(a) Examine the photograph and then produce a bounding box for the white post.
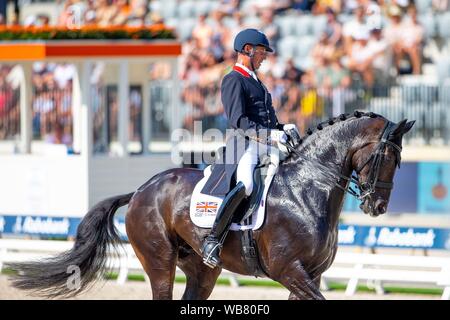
[80,61,93,158]
[142,68,150,155]
[118,60,129,157]
[72,62,82,154]
[319,278,329,291]
[443,287,450,300]
[171,58,180,133]
[80,60,92,211]
[345,263,363,296]
[19,62,32,154]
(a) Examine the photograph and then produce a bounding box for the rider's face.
[253,45,269,70]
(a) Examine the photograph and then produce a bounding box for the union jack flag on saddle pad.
[195,202,218,217]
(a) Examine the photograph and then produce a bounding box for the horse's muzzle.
[374,199,387,215]
[360,198,387,217]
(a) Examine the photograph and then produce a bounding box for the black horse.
[7,112,414,300]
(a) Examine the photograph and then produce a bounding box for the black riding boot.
[201,182,246,268]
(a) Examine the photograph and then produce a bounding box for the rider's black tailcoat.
[201,66,283,196]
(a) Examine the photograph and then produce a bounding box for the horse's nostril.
[375,200,387,214]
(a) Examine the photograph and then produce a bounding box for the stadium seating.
[416,0,433,14]
[437,12,450,38]
[294,15,313,37]
[277,35,298,60]
[418,13,437,38]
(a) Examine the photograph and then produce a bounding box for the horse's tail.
[6,192,134,299]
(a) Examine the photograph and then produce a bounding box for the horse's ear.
[402,120,415,135]
[390,119,407,138]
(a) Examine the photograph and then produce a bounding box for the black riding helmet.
[233,28,274,54]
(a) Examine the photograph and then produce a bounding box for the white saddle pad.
[189,165,276,231]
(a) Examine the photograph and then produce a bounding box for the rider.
[201,28,299,268]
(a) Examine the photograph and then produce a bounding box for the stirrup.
[202,240,222,268]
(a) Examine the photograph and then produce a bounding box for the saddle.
[190,149,274,277]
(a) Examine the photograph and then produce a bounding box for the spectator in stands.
[129,87,142,142]
[0,72,12,138]
[384,5,406,73]
[39,14,51,26]
[53,63,75,90]
[200,52,224,86]
[365,0,382,31]
[399,5,424,74]
[258,53,286,78]
[252,0,276,11]
[24,14,38,27]
[315,56,351,91]
[291,0,315,13]
[84,0,97,25]
[271,0,294,14]
[385,5,423,75]
[210,33,226,63]
[192,14,214,49]
[324,7,343,47]
[299,71,324,133]
[283,58,304,83]
[58,0,85,28]
[227,11,246,49]
[346,27,376,88]
[127,0,148,26]
[367,26,391,85]
[433,0,450,11]
[33,90,55,138]
[258,8,280,47]
[45,121,72,147]
[342,5,368,54]
[210,11,231,61]
[393,0,411,13]
[96,0,117,26]
[313,0,342,15]
[263,73,285,108]
[279,84,302,124]
[219,0,241,16]
[55,88,73,132]
[111,0,131,25]
[311,32,338,67]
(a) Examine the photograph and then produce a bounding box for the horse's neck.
[295,123,356,180]
[282,122,358,227]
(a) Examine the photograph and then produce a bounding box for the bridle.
[281,120,402,201]
[337,121,402,200]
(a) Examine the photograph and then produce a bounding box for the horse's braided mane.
[298,110,381,143]
[279,110,383,163]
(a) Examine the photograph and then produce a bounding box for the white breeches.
[236,141,280,196]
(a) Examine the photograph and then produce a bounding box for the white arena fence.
[0,239,449,300]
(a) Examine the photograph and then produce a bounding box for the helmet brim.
[264,45,274,53]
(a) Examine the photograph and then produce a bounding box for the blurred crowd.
[1,0,449,144]
[178,0,441,132]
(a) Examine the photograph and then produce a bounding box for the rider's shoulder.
[222,70,245,85]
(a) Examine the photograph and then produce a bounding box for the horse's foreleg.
[273,260,325,300]
[177,247,221,300]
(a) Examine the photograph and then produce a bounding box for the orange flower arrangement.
[0,25,176,40]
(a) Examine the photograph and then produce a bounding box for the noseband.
[337,121,402,200]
